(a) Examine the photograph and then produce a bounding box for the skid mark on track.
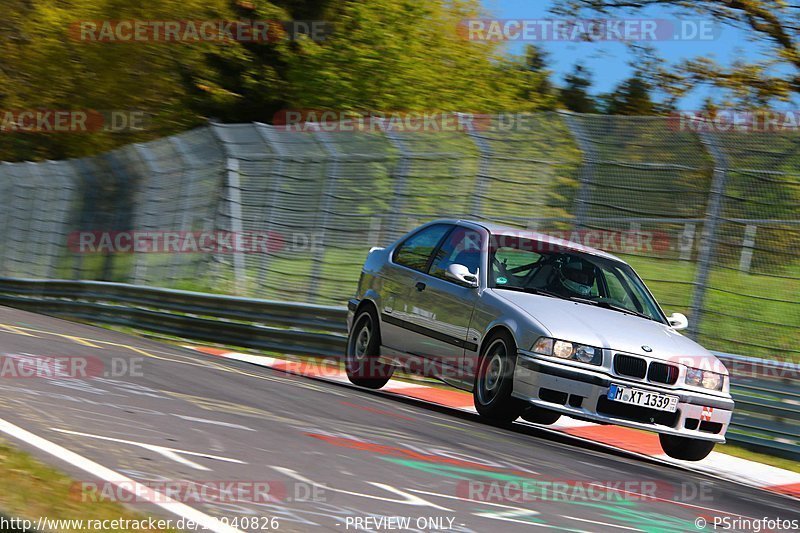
[51,428,246,470]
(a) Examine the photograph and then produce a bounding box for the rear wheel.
[659,433,715,461]
[345,307,393,389]
[473,331,526,423]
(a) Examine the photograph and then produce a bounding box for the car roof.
[429,218,626,263]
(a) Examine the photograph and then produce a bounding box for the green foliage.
[553,1,800,107]
[0,0,555,161]
[603,73,658,115]
[559,63,598,113]
[285,0,552,113]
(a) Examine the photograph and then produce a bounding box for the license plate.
[607,384,679,413]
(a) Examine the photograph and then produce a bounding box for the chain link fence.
[0,112,797,361]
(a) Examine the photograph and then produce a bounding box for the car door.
[403,226,485,375]
[378,223,453,351]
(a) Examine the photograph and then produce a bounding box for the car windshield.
[488,234,666,323]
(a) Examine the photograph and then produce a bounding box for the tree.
[559,63,598,113]
[552,1,800,106]
[0,0,288,160]
[603,72,657,115]
[515,45,558,110]
[285,0,551,113]
[0,0,559,161]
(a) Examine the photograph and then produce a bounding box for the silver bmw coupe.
[345,219,734,461]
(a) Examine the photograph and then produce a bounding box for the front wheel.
[473,331,526,423]
[521,406,561,425]
[345,307,393,389]
[659,433,715,461]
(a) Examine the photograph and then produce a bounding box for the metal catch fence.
[0,112,798,364]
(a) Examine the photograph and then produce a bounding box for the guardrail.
[0,278,796,459]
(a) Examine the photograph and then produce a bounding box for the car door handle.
[415,282,426,292]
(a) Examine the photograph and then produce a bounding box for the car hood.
[491,289,717,363]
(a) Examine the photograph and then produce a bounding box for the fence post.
[561,112,596,230]
[209,124,247,293]
[382,126,411,240]
[739,224,757,273]
[168,136,201,284]
[308,126,339,304]
[253,123,288,286]
[224,157,246,293]
[131,144,158,285]
[689,132,729,340]
[460,113,492,219]
[679,223,696,261]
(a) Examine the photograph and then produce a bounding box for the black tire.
[345,307,393,389]
[521,406,561,425]
[473,331,526,423]
[659,433,715,461]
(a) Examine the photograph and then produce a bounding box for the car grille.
[614,354,647,379]
[648,362,680,385]
[614,354,680,385]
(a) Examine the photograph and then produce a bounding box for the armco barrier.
[0,278,796,459]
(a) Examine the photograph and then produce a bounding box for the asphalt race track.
[0,305,797,533]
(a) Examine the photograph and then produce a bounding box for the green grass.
[623,255,800,361]
[42,243,800,362]
[0,438,179,532]
[715,443,800,474]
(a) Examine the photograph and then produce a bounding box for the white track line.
[187,346,800,500]
[0,418,242,533]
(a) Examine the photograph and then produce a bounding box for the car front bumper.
[513,350,734,443]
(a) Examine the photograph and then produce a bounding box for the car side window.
[492,247,541,286]
[393,224,451,272]
[429,227,484,280]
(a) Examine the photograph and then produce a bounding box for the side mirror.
[445,264,479,288]
[668,312,689,331]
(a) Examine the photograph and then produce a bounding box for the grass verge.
[0,438,177,532]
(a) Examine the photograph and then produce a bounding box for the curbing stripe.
[185,345,800,500]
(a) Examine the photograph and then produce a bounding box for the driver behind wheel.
[551,256,596,297]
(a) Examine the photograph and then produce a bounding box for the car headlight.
[685,367,724,391]
[532,337,602,366]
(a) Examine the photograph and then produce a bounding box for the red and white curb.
[186,345,800,500]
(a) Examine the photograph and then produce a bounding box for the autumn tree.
[552,0,800,106]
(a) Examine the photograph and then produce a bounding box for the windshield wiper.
[495,286,564,299]
[568,297,655,321]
